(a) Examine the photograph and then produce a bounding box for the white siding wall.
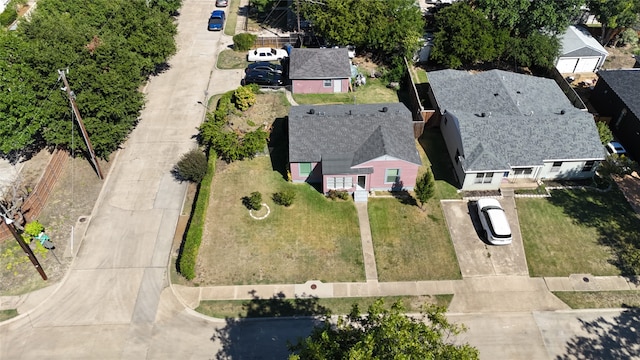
[462,172,503,190]
[539,160,597,180]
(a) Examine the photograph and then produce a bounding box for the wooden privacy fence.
[0,149,68,242]
[404,58,437,137]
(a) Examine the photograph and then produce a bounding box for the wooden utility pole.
[2,216,47,280]
[58,69,104,179]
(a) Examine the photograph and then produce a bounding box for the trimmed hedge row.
[178,150,216,280]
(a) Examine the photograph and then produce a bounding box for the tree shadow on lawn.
[211,291,327,359]
[556,307,640,359]
[547,188,640,280]
[268,116,288,180]
[418,128,459,189]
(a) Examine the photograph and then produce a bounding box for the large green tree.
[431,2,502,68]
[300,0,424,59]
[289,299,479,359]
[0,0,177,158]
[472,0,584,36]
[0,32,41,155]
[587,0,640,45]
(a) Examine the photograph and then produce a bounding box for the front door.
[333,79,342,93]
[357,175,366,190]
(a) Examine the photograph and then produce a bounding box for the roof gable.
[288,103,421,169]
[560,26,608,58]
[289,48,352,79]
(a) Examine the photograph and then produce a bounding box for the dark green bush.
[175,148,208,183]
[243,191,262,210]
[273,189,296,207]
[233,33,258,51]
[327,190,350,201]
[178,150,216,280]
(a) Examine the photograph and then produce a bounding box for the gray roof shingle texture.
[427,69,605,172]
[288,103,421,174]
[289,48,352,79]
[597,69,640,120]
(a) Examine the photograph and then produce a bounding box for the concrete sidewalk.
[168,274,640,314]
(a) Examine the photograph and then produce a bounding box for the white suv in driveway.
[476,198,512,245]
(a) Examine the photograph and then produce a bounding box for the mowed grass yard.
[368,139,461,281]
[518,187,640,277]
[194,156,364,285]
[368,198,460,281]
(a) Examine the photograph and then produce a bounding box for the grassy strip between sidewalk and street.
[0,309,18,322]
[517,187,640,277]
[553,291,640,309]
[223,0,239,37]
[195,295,453,318]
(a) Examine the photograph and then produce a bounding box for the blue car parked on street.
[208,10,225,31]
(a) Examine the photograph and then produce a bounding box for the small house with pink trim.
[288,103,422,202]
[289,48,351,94]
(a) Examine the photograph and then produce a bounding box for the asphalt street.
[0,1,638,359]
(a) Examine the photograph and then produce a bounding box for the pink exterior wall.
[291,79,349,94]
[290,162,321,183]
[353,159,420,191]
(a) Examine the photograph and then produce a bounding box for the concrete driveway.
[441,197,529,278]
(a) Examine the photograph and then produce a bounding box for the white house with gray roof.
[288,103,421,201]
[427,69,605,190]
[288,48,351,94]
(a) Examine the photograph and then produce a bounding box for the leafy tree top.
[289,299,479,359]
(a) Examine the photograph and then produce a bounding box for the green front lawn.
[292,78,399,105]
[0,309,18,322]
[195,156,364,285]
[518,188,640,277]
[368,198,461,281]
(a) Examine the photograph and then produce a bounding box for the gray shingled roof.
[427,69,605,172]
[560,26,608,58]
[288,103,421,174]
[289,48,352,80]
[597,69,640,121]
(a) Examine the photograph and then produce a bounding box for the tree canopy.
[473,0,583,36]
[431,1,562,70]
[0,0,178,158]
[586,0,640,45]
[288,299,479,359]
[300,0,424,77]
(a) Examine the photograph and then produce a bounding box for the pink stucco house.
[288,103,422,202]
[289,48,351,94]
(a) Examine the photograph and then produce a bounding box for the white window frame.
[474,172,494,184]
[323,79,332,87]
[299,163,312,177]
[550,161,562,173]
[385,169,400,184]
